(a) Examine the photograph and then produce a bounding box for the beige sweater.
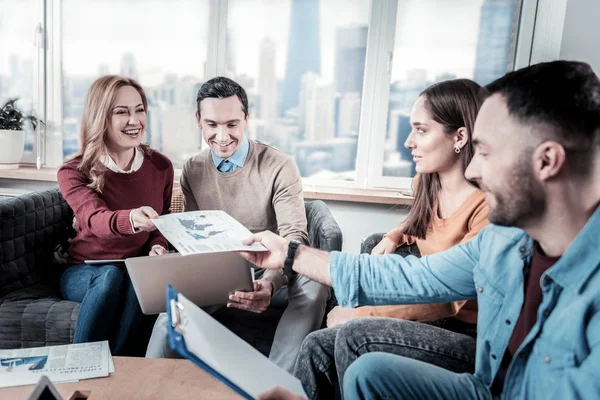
[180,140,308,292]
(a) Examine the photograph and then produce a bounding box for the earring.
[454,147,461,154]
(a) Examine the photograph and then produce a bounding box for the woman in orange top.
[294,79,489,400]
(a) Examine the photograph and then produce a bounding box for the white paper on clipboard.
[172,293,307,398]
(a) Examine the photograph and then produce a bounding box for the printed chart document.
[152,210,266,256]
[0,341,111,388]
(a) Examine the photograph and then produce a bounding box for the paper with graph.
[0,341,111,388]
[152,210,266,256]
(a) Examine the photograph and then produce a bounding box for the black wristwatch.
[284,239,301,278]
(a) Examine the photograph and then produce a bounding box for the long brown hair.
[71,75,150,193]
[401,79,486,239]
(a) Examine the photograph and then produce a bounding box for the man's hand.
[227,279,273,313]
[326,306,357,327]
[258,386,307,400]
[149,245,168,256]
[371,237,398,255]
[238,231,288,270]
[130,206,160,232]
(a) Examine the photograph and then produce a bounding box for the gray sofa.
[361,233,420,257]
[0,188,343,356]
[0,188,78,349]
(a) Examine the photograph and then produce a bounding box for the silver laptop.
[126,252,254,314]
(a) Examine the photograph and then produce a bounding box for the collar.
[100,147,144,173]
[545,204,600,293]
[211,136,250,169]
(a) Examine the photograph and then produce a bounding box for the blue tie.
[218,160,235,173]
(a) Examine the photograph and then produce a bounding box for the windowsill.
[303,186,413,205]
[0,166,414,206]
[0,165,58,182]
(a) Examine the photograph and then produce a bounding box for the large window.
[225,0,370,180]
[1,0,553,193]
[0,0,43,164]
[62,0,210,168]
[380,0,519,180]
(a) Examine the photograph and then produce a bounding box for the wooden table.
[0,357,242,399]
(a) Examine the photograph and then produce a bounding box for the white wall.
[323,200,409,252]
[560,0,600,72]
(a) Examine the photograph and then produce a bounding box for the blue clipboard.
[166,284,253,399]
[165,285,307,400]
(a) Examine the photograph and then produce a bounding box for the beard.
[487,152,547,228]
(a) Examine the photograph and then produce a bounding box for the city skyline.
[1,0,518,180]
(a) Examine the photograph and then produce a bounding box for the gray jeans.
[294,317,477,400]
[145,272,329,372]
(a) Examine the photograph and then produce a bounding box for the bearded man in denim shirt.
[242,60,600,400]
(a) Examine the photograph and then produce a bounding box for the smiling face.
[105,85,146,152]
[465,94,547,227]
[404,95,461,174]
[197,95,248,158]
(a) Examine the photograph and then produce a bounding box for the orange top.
[354,188,489,324]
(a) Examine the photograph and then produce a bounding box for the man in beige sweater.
[146,77,329,372]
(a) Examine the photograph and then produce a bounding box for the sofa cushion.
[0,284,79,349]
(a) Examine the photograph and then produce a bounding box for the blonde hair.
[72,75,151,193]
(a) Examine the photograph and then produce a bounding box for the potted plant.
[0,98,43,169]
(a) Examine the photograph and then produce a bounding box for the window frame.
[29,0,566,195]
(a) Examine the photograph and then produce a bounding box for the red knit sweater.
[57,150,174,264]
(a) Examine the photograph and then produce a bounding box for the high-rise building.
[337,92,361,137]
[473,0,517,85]
[334,25,368,94]
[120,53,138,80]
[62,117,80,158]
[280,0,321,116]
[161,105,201,166]
[146,101,163,150]
[98,64,110,76]
[385,109,416,177]
[258,38,277,124]
[299,72,334,142]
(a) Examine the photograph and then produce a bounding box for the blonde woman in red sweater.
[57,75,173,355]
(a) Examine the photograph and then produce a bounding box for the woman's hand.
[130,206,160,232]
[149,245,168,256]
[371,237,398,255]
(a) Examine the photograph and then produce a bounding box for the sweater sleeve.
[148,161,174,250]
[57,161,134,239]
[271,157,309,245]
[384,227,417,248]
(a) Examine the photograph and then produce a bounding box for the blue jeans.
[60,263,143,355]
[295,317,477,399]
[343,352,493,400]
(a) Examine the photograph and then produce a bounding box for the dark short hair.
[196,76,249,117]
[486,61,600,157]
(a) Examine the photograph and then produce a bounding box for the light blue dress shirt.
[330,205,600,399]
[211,136,250,172]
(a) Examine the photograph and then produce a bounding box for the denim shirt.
[330,205,600,399]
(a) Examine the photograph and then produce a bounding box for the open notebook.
[166,285,307,399]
